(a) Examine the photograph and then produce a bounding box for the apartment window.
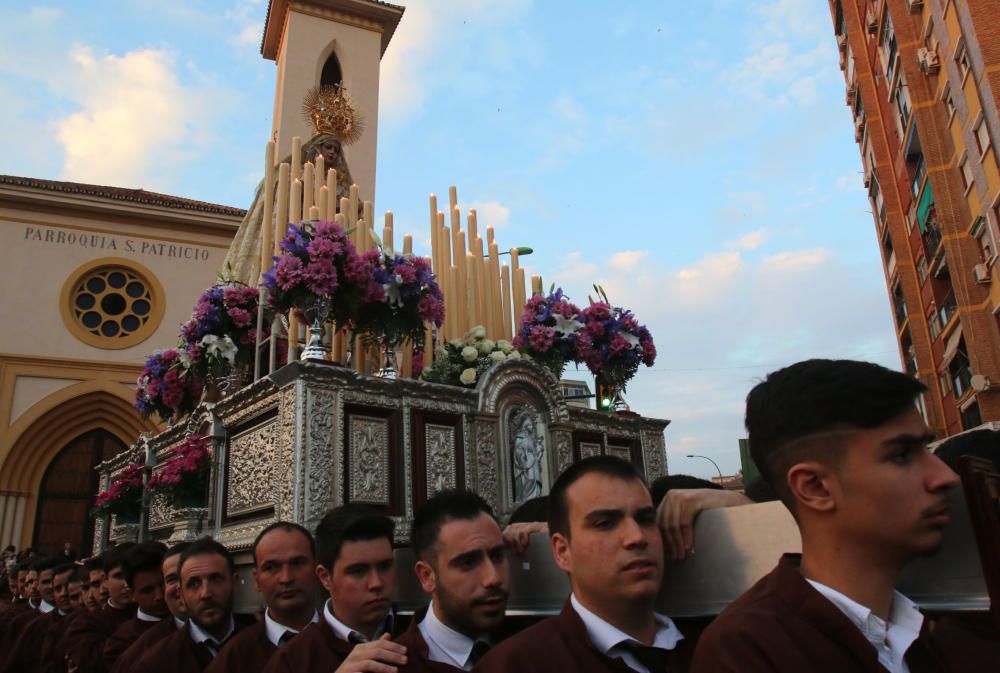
[895,77,911,134]
[961,400,983,430]
[917,255,929,282]
[950,341,972,398]
[943,88,956,121]
[870,177,886,226]
[911,154,926,199]
[881,12,898,80]
[916,393,928,425]
[974,117,991,157]
[928,309,942,340]
[971,216,996,263]
[959,154,974,192]
[956,39,970,80]
[939,372,952,398]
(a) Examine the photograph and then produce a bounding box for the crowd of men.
[1,358,999,673]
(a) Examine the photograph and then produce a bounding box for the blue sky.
[0,0,900,479]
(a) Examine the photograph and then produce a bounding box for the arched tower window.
[321,51,342,88]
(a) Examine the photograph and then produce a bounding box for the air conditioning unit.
[846,86,857,106]
[917,47,940,75]
[908,0,925,14]
[973,263,991,283]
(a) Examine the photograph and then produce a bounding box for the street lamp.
[686,454,723,479]
[494,246,534,257]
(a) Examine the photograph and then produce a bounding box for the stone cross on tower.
[261,0,404,204]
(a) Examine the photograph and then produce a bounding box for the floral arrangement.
[93,462,145,518]
[353,250,445,344]
[513,288,581,379]
[146,435,212,506]
[261,220,369,328]
[422,325,521,387]
[134,349,203,423]
[576,296,656,388]
[179,283,259,380]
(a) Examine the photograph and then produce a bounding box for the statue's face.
[319,139,342,167]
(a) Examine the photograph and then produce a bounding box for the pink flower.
[275,256,306,290]
[394,264,417,284]
[528,325,555,351]
[608,333,629,355]
[227,307,252,328]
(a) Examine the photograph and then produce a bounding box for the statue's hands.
[502,522,547,556]
[658,489,752,561]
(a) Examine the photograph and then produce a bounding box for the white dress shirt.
[417,601,489,671]
[137,608,162,623]
[264,608,319,647]
[38,599,55,614]
[323,599,392,643]
[806,579,924,673]
[570,593,684,673]
[189,615,236,657]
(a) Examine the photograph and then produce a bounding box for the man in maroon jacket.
[79,558,106,613]
[129,538,252,673]
[63,544,137,673]
[476,456,695,673]
[111,542,190,673]
[262,504,406,673]
[691,359,995,673]
[205,522,320,673]
[397,489,509,672]
[103,542,168,669]
[3,561,80,673]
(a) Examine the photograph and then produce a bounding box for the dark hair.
[746,359,926,509]
[252,522,316,566]
[744,475,779,503]
[164,541,191,563]
[32,556,63,574]
[102,543,136,574]
[122,542,167,587]
[178,537,235,576]
[51,562,76,579]
[934,429,1000,472]
[548,455,645,539]
[508,496,549,524]
[649,474,722,507]
[412,490,496,562]
[315,504,394,570]
[73,566,90,584]
[81,556,104,575]
[17,555,43,573]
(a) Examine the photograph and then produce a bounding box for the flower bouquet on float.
[146,434,212,509]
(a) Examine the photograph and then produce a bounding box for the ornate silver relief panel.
[607,444,632,463]
[509,407,546,505]
[425,423,457,497]
[226,420,277,518]
[579,442,602,459]
[641,430,668,480]
[349,415,390,505]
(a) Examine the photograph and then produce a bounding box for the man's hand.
[335,634,407,673]
[658,489,752,561]
[502,522,548,556]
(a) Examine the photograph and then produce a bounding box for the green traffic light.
[600,396,612,409]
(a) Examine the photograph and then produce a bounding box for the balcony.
[895,299,908,329]
[923,216,942,261]
[938,289,958,329]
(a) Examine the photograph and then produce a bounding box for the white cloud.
[461,200,511,231]
[551,251,598,286]
[729,229,767,250]
[54,47,220,191]
[761,248,829,272]
[609,251,648,271]
[551,93,585,123]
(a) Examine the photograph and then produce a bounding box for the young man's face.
[416,513,509,638]
[162,553,187,620]
[317,537,395,637]
[15,570,26,598]
[253,528,317,622]
[553,474,663,612]
[67,581,83,612]
[25,570,39,602]
[132,569,167,618]
[83,569,105,610]
[825,407,959,562]
[38,569,55,604]
[180,553,236,637]
[53,570,73,612]
[105,565,132,605]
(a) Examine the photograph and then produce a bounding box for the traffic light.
[595,377,614,411]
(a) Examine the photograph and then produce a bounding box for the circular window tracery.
[61,259,164,349]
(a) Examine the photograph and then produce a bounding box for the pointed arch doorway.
[33,429,127,556]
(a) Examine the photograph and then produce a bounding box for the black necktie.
[468,640,492,665]
[620,642,670,673]
[347,631,367,645]
[278,631,296,646]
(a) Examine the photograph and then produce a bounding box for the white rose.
[449,339,463,349]
[435,347,449,360]
[478,339,496,354]
[489,350,506,363]
[507,350,522,360]
[497,340,514,353]
[468,325,487,340]
[459,368,477,385]
[461,346,479,362]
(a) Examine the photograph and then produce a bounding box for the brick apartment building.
[829,0,1000,436]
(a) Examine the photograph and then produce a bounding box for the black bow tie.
[469,640,492,665]
[619,642,670,673]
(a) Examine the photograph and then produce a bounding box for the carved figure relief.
[510,407,544,505]
[641,430,668,480]
[350,415,389,504]
[580,441,602,460]
[226,421,276,518]
[426,424,457,496]
[608,444,632,463]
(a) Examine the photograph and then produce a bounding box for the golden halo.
[302,84,364,145]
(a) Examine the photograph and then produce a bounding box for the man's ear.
[251,567,260,594]
[551,532,572,574]
[414,559,437,595]
[315,563,333,594]
[787,461,837,515]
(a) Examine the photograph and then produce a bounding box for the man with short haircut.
[132,538,251,673]
[3,562,79,673]
[206,523,320,673]
[398,489,509,672]
[0,556,62,659]
[690,359,987,673]
[80,558,106,612]
[111,543,190,673]
[477,456,696,673]
[103,543,168,668]
[63,544,137,673]
[263,504,406,673]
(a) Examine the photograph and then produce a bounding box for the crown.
[302,84,365,145]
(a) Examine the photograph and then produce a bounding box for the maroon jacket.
[2,609,63,673]
[63,602,137,673]
[202,621,276,673]
[691,554,1000,673]
[129,616,254,673]
[394,607,466,673]
[474,600,697,673]
[260,618,354,673]
[102,616,163,670]
[110,618,180,673]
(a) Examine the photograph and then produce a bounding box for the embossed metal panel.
[579,442,602,459]
[349,415,390,504]
[607,444,631,462]
[226,420,277,519]
[425,423,456,497]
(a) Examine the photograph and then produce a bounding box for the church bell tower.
[261,0,404,203]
